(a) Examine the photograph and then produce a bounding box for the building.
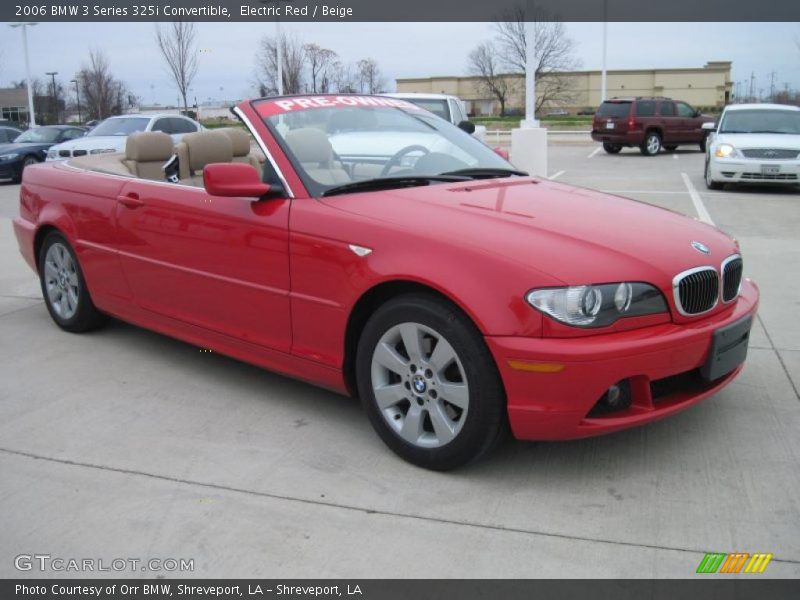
[0,88,30,125]
[396,62,733,116]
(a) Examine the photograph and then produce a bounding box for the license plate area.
[761,164,780,175]
[700,315,752,381]
[605,121,615,129]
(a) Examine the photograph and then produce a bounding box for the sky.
[0,21,798,106]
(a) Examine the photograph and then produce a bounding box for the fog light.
[588,380,632,416]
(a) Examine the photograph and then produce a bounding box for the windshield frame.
[88,117,151,137]
[253,97,513,198]
[718,108,800,135]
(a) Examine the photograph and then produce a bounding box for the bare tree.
[76,49,128,120]
[467,43,512,116]
[304,44,338,94]
[155,21,199,114]
[331,61,357,93]
[255,34,306,95]
[356,58,385,94]
[13,78,50,123]
[493,5,580,111]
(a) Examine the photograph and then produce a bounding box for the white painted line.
[681,172,715,226]
[587,147,601,159]
[548,170,566,180]
[672,154,679,160]
[601,190,688,195]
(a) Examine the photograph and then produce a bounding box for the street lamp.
[9,22,38,127]
[71,79,81,123]
[46,71,58,124]
[259,0,294,96]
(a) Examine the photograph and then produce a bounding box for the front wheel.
[704,157,723,190]
[602,142,622,154]
[356,293,507,470]
[640,131,662,156]
[39,231,108,332]
[13,155,39,183]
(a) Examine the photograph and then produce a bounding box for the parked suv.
[591,97,715,156]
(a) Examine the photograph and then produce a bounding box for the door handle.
[117,193,144,209]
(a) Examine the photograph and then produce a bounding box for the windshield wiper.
[440,167,528,179]
[322,175,470,197]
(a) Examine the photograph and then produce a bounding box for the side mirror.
[458,120,476,135]
[701,122,717,132]
[493,147,510,160]
[204,163,273,198]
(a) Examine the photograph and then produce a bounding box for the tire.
[663,145,678,152]
[640,131,662,156]
[356,293,507,470]
[704,156,723,190]
[602,143,622,154]
[38,231,108,333]
[699,134,708,153]
[12,155,38,183]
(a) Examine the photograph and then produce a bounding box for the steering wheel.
[380,145,430,177]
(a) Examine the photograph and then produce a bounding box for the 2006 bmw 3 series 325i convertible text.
[13,95,759,470]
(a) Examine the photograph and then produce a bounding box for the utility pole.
[749,72,755,103]
[9,23,39,127]
[46,71,58,124]
[71,79,81,123]
[768,71,776,102]
[600,0,608,103]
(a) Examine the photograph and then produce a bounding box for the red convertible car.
[13,95,759,470]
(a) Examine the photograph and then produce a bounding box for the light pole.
[523,20,537,127]
[71,79,81,123]
[260,0,293,95]
[9,23,38,127]
[600,0,608,103]
[46,71,58,124]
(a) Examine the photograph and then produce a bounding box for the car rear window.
[597,102,631,118]
[635,101,656,117]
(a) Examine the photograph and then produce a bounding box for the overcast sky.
[0,21,798,105]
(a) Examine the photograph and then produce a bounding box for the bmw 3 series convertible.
[13,95,759,470]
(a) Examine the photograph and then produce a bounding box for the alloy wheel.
[44,242,80,320]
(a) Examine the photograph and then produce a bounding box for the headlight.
[526,283,668,328]
[714,144,737,158]
[89,148,115,154]
[0,152,19,161]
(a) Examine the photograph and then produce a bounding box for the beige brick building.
[396,61,732,116]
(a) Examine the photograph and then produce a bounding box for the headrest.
[219,128,252,157]
[285,128,332,165]
[182,131,233,172]
[125,132,174,162]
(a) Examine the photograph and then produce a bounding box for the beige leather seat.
[124,132,174,181]
[284,128,350,186]
[218,128,262,171]
[175,131,234,186]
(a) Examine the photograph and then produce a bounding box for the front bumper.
[13,217,37,272]
[709,157,800,184]
[488,280,759,441]
[0,160,22,180]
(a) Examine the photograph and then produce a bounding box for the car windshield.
[14,127,62,143]
[719,109,800,134]
[255,96,512,196]
[89,117,150,137]
[597,102,631,118]
[402,99,450,121]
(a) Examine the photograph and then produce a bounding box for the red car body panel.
[12,96,760,441]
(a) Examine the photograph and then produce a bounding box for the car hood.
[0,142,51,154]
[51,136,127,153]
[715,133,800,149]
[322,177,738,287]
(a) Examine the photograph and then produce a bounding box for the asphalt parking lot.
[1,142,799,579]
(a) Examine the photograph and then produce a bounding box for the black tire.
[38,231,108,333]
[639,131,662,156]
[602,143,622,154]
[356,293,507,470]
[663,145,678,152]
[704,156,723,190]
[12,155,38,183]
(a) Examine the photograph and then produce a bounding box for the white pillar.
[522,20,538,128]
[511,17,547,177]
[600,21,608,102]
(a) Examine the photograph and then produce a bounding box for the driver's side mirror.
[204,163,273,198]
[701,122,717,132]
[694,109,702,118]
[458,120,476,135]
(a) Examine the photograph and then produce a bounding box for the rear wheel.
[356,293,506,470]
[38,231,108,332]
[704,156,723,190]
[602,142,622,154]
[640,131,662,156]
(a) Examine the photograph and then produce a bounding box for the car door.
[114,177,292,353]
[657,101,679,144]
[676,101,701,142]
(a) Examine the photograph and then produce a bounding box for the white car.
[383,93,486,142]
[46,114,202,161]
[704,103,800,189]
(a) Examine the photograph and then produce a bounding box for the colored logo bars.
[696,552,773,574]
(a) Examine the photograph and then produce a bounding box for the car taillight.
[628,117,637,129]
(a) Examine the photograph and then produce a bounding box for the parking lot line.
[548,170,565,180]
[587,147,601,159]
[681,172,715,226]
